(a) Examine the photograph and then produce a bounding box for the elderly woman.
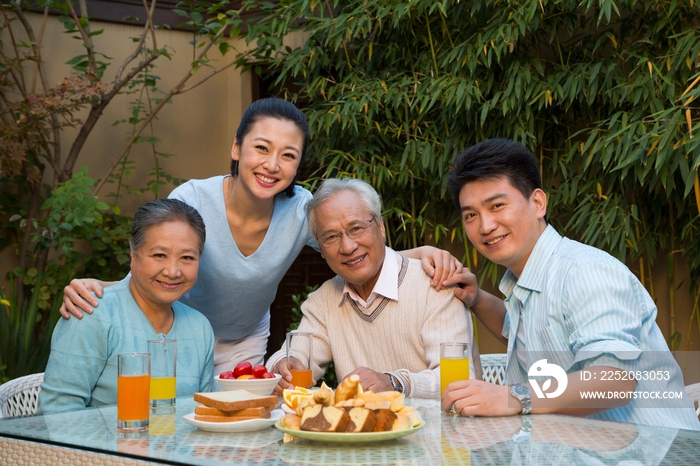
[39,199,214,413]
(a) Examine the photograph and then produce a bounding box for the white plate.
[275,421,425,443]
[183,409,283,433]
[280,404,295,414]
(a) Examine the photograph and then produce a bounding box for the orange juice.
[150,376,176,400]
[290,369,313,388]
[118,374,150,421]
[440,357,470,394]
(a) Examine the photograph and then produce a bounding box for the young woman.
[40,199,214,412]
[60,98,461,374]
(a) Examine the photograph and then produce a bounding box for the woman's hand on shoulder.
[59,278,108,319]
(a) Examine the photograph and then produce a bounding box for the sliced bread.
[193,389,277,412]
[194,404,273,418]
[194,414,268,423]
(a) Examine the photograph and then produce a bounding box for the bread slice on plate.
[194,389,277,412]
[194,404,273,418]
[194,414,268,423]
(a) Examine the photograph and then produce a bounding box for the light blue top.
[39,279,214,413]
[169,176,318,341]
[500,225,700,431]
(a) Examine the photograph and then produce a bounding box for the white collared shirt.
[339,246,399,308]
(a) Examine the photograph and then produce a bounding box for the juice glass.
[149,339,176,410]
[117,353,150,432]
[440,342,470,396]
[286,331,313,388]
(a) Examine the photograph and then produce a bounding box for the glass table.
[1,397,698,465]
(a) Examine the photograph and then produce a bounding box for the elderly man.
[266,178,481,398]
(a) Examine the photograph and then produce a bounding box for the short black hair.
[131,198,206,255]
[447,138,542,208]
[230,97,310,197]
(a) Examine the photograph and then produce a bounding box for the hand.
[59,278,105,319]
[442,268,480,307]
[441,379,520,417]
[272,357,316,394]
[417,246,463,291]
[344,366,394,392]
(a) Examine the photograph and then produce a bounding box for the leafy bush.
[0,275,61,383]
[235,0,700,345]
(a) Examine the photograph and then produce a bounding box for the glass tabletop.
[1,397,698,465]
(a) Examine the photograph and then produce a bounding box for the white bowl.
[214,373,282,396]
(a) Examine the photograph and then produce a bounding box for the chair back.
[480,353,507,385]
[0,373,44,418]
[685,382,700,417]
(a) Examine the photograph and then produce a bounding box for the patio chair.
[686,382,700,417]
[0,372,44,418]
[480,353,507,385]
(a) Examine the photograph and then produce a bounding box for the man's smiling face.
[459,176,547,278]
[315,190,386,299]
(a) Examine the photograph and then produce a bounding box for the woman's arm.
[60,278,116,319]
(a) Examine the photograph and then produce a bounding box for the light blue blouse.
[39,279,214,413]
[500,225,700,430]
[169,176,318,341]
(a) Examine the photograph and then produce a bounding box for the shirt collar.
[499,224,563,298]
[339,246,399,308]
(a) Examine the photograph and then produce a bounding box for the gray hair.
[307,178,382,238]
[131,199,206,255]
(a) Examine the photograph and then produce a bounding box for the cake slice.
[344,406,377,433]
[372,408,398,432]
[300,405,350,432]
[193,389,277,412]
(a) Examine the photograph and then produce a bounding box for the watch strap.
[386,372,404,393]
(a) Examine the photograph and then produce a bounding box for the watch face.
[512,384,529,397]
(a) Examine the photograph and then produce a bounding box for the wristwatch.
[511,416,533,443]
[510,384,532,414]
[386,373,403,393]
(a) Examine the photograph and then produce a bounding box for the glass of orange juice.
[286,331,313,388]
[149,339,176,411]
[118,353,151,431]
[440,342,470,400]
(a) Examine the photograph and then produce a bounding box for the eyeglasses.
[317,218,376,247]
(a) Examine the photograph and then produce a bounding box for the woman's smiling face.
[129,220,201,313]
[231,117,304,200]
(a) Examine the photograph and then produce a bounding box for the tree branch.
[114,0,158,86]
[65,0,97,75]
[92,26,230,194]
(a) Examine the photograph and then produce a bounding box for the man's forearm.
[470,289,508,346]
[529,368,636,416]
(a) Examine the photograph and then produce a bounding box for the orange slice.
[283,387,313,410]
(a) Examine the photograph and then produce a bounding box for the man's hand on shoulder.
[442,379,521,417]
[442,268,481,307]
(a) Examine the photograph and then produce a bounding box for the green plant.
[0,274,61,383]
[1,1,253,380]
[236,0,700,348]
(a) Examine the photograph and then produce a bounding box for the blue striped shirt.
[500,225,700,430]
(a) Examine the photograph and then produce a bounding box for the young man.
[442,138,699,430]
